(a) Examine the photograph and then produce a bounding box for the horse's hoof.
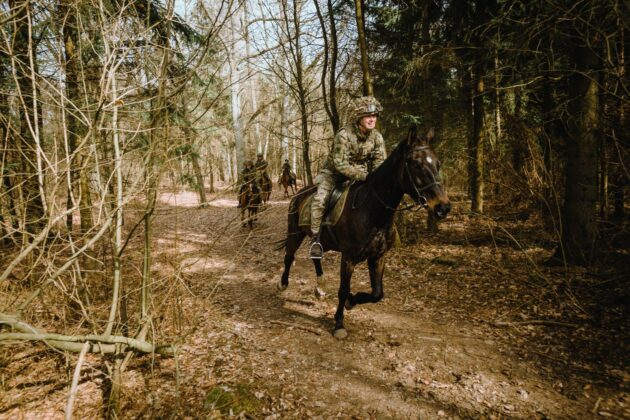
[314,287,326,300]
[277,280,287,291]
[344,299,355,310]
[333,328,348,340]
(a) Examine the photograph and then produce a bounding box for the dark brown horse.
[277,126,451,339]
[238,183,262,228]
[279,166,297,197]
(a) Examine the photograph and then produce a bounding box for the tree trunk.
[0,47,17,243]
[180,98,206,204]
[612,22,626,219]
[540,75,560,230]
[294,3,313,185]
[191,150,207,204]
[469,62,485,214]
[598,134,608,219]
[281,81,291,161]
[229,8,246,172]
[61,0,93,234]
[314,0,340,133]
[554,43,600,264]
[354,0,372,96]
[420,1,438,233]
[10,0,46,234]
[209,158,215,193]
[282,0,313,185]
[242,1,261,151]
[494,52,502,150]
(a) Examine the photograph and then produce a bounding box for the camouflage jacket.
[240,167,256,185]
[254,159,268,173]
[322,124,386,181]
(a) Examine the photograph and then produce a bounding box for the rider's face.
[358,114,378,133]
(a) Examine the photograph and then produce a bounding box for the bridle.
[355,145,441,211]
[404,161,440,208]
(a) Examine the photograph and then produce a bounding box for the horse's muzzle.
[434,202,451,220]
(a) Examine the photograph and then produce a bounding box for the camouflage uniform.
[310,96,387,239]
[238,161,257,208]
[254,154,271,187]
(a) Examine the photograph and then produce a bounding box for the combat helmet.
[351,96,383,122]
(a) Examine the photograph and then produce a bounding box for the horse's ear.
[406,124,419,146]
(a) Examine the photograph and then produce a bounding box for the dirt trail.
[2,188,627,419]
[144,188,628,419]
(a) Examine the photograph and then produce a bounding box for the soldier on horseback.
[282,159,291,174]
[282,159,297,181]
[309,96,387,259]
[237,160,257,208]
[254,153,271,190]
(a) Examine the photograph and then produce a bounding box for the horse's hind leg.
[248,209,255,229]
[278,229,306,291]
[312,259,326,299]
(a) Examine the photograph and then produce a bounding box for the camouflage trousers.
[310,171,335,236]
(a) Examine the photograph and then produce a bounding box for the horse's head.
[401,126,451,219]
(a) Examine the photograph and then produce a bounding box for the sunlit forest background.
[0,0,627,418]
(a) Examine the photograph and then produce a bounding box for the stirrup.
[309,240,323,260]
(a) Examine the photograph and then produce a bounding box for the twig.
[592,397,603,414]
[416,335,443,342]
[270,320,323,336]
[16,216,114,312]
[492,320,578,328]
[65,341,90,420]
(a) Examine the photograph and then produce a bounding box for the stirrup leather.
[309,240,323,259]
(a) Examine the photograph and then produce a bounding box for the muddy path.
[2,187,628,419]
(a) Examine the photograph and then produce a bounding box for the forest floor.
[1,185,629,419]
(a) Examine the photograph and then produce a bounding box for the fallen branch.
[0,313,173,355]
[270,320,324,336]
[0,332,173,354]
[492,319,578,329]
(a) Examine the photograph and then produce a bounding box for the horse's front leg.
[348,255,385,306]
[334,254,355,339]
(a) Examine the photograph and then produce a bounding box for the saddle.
[298,181,351,228]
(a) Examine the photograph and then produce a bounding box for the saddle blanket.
[298,186,351,228]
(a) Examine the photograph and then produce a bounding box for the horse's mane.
[365,138,406,185]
